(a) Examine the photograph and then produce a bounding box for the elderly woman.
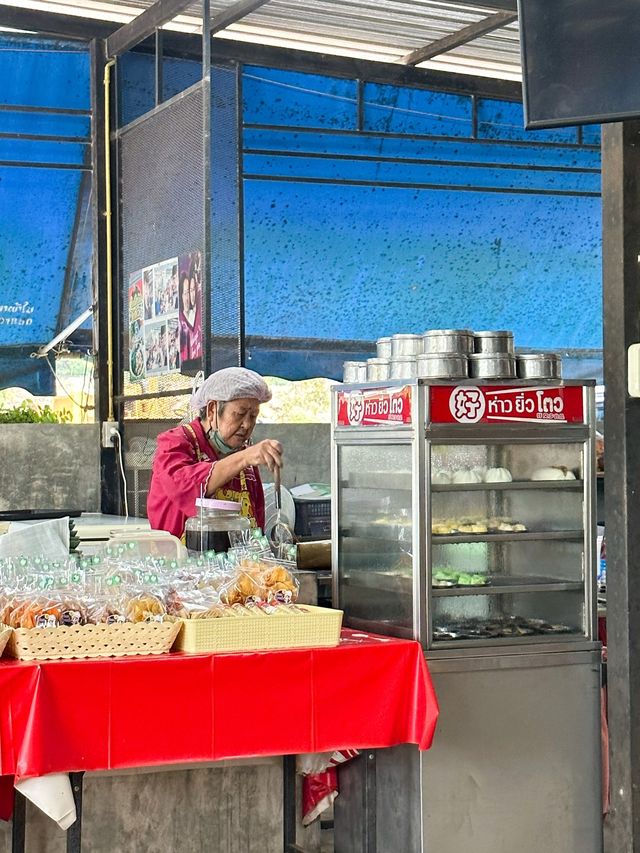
[147,367,282,538]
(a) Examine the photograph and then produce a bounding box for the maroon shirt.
[147,418,265,538]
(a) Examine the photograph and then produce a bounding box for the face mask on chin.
[208,428,237,456]
[206,403,245,456]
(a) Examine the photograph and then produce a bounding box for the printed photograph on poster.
[143,267,155,321]
[130,327,145,381]
[144,320,168,376]
[128,271,143,323]
[167,317,180,372]
[178,250,203,368]
[154,257,179,318]
[128,271,145,380]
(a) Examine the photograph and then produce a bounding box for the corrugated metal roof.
[0,0,522,80]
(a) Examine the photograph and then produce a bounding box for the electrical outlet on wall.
[101,421,119,448]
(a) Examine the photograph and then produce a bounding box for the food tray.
[173,605,343,654]
[0,626,11,657]
[5,621,181,661]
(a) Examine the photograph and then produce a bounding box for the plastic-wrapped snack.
[220,570,267,606]
[59,599,88,626]
[125,593,166,623]
[85,596,127,624]
[14,597,63,629]
[0,593,17,626]
[261,563,299,604]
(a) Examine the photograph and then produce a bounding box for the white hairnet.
[190,367,272,411]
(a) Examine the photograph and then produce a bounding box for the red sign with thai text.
[429,385,585,425]
[337,386,412,426]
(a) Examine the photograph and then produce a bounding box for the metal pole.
[602,119,640,852]
[90,38,121,514]
[66,772,84,853]
[11,790,26,853]
[202,0,212,375]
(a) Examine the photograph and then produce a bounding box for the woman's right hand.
[242,439,283,473]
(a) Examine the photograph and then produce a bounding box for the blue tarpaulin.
[0,35,92,394]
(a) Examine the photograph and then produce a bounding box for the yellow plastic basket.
[173,605,343,654]
[5,621,181,661]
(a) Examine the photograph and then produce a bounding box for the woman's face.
[181,276,190,312]
[209,397,260,448]
[189,276,197,308]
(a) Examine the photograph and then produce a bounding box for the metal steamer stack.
[343,330,562,382]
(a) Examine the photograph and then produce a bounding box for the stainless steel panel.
[418,659,602,853]
[335,657,603,853]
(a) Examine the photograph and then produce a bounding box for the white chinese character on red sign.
[347,392,365,425]
[449,386,486,424]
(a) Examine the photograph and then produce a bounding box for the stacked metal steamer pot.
[342,330,562,381]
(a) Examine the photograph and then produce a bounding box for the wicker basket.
[173,605,343,654]
[0,626,12,657]
[5,621,182,662]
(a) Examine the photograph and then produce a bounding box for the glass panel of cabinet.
[332,381,596,649]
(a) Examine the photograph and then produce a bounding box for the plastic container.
[294,498,331,538]
[104,530,186,561]
[185,499,250,554]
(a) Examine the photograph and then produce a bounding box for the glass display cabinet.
[332,379,597,649]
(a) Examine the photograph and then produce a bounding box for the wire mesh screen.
[120,82,205,406]
[210,63,242,370]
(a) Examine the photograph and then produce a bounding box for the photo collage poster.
[128,250,203,381]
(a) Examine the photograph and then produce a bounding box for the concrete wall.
[0,762,321,852]
[0,424,100,513]
[123,421,331,518]
[253,423,330,488]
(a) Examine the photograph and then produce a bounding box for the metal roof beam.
[0,6,116,39]
[399,10,518,66]
[451,0,516,8]
[106,0,196,58]
[209,0,271,36]
[105,0,271,58]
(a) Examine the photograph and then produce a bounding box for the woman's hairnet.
[190,367,272,411]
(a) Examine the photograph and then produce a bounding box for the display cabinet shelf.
[431,480,583,492]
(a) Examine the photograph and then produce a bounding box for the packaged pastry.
[125,593,166,623]
[261,563,299,604]
[59,599,88,626]
[220,570,267,606]
[10,597,63,629]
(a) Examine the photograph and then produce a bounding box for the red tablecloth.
[0,630,438,781]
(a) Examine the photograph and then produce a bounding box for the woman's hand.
[242,439,283,473]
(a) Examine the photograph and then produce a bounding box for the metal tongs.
[270,465,294,551]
